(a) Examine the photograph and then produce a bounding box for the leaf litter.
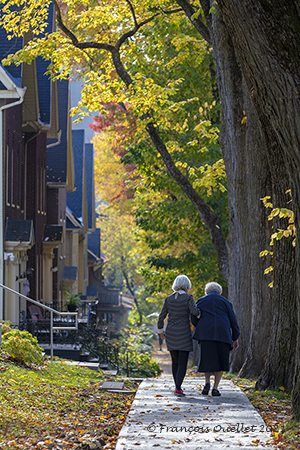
[0,353,139,450]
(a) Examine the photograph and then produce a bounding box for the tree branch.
[175,0,211,44]
[53,0,115,52]
[146,121,228,279]
[52,0,78,46]
[125,0,138,28]
[161,7,183,15]
[53,0,182,55]
[117,3,183,49]
[116,12,161,49]
[121,260,142,325]
[51,0,228,279]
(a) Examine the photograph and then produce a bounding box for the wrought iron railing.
[0,284,78,361]
[0,284,146,376]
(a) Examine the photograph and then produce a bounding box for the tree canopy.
[90,10,228,299]
[0,0,229,279]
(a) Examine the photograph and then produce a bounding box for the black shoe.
[212,388,221,396]
[201,383,210,395]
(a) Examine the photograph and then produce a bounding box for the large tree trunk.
[207,6,273,377]
[216,0,300,419]
[178,0,274,376]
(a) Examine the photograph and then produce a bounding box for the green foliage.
[117,325,155,353]
[114,15,228,293]
[109,326,161,377]
[118,351,161,377]
[65,291,82,306]
[1,330,43,366]
[0,320,12,334]
[0,0,229,308]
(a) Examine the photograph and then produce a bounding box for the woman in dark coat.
[157,275,201,396]
[191,282,240,397]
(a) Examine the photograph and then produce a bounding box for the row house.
[64,130,134,329]
[0,5,134,331]
[0,3,70,324]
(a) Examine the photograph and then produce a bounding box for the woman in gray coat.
[157,275,201,396]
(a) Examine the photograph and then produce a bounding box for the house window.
[37,163,39,213]
[20,163,25,211]
[11,150,14,207]
[6,145,9,206]
[17,142,21,209]
[42,166,46,214]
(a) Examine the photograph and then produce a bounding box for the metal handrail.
[0,283,78,361]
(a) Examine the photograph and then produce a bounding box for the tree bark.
[216,0,300,419]
[177,0,274,376]
[206,6,273,376]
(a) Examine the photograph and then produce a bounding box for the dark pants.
[169,350,189,390]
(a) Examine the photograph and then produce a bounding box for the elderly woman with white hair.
[191,282,240,397]
[157,275,201,396]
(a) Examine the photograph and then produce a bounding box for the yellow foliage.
[193,159,226,197]
[260,191,296,287]
[93,131,135,212]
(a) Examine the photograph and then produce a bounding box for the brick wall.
[4,103,25,221]
[26,132,48,300]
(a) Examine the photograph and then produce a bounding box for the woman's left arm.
[157,299,169,334]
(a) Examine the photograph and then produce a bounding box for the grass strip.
[0,354,137,449]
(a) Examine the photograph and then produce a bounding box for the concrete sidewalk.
[115,376,275,449]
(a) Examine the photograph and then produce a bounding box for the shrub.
[1,329,43,366]
[0,320,12,335]
[99,326,160,377]
[119,351,162,377]
[117,326,155,353]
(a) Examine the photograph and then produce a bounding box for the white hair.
[172,275,191,292]
[205,282,222,295]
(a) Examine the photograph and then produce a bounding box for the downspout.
[46,129,62,149]
[0,86,26,319]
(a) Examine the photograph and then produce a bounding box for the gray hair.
[172,275,191,292]
[205,282,222,295]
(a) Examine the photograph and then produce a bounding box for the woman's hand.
[159,333,165,340]
[233,340,239,350]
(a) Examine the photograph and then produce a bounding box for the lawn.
[0,352,138,450]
